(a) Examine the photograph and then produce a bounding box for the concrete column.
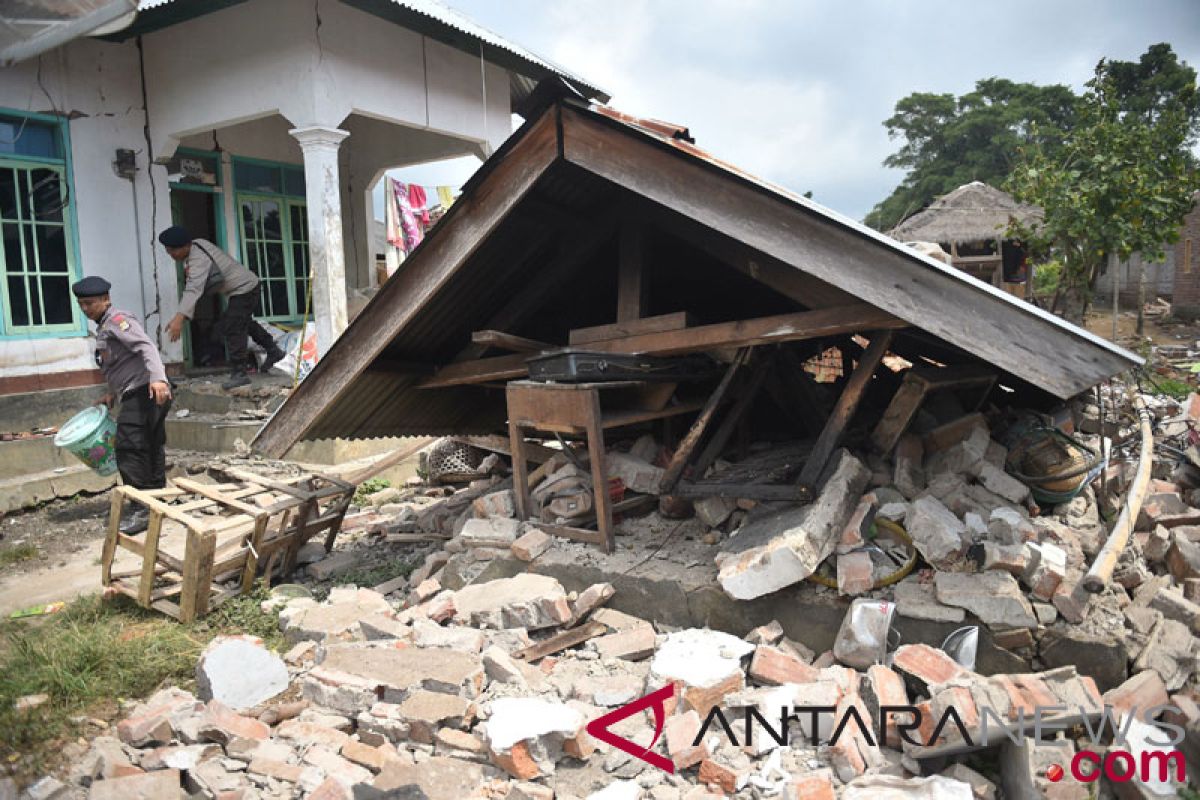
[289,125,350,355]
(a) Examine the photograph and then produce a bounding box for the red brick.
[892,644,966,688]
[87,770,181,800]
[836,551,875,595]
[680,672,745,717]
[931,685,978,742]
[248,757,305,782]
[699,758,743,793]
[863,665,909,747]
[666,710,707,769]
[340,740,393,773]
[785,768,836,800]
[995,676,1036,721]
[749,645,819,686]
[1051,579,1091,624]
[593,626,657,661]
[562,729,595,760]
[199,701,269,744]
[306,778,353,800]
[838,497,876,553]
[491,740,540,780]
[1103,671,1169,718]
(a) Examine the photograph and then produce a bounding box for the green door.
[238,194,309,322]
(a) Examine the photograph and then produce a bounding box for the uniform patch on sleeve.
[112,314,130,331]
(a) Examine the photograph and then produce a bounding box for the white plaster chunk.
[196,636,288,711]
[483,697,584,752]
[650,628,755,689]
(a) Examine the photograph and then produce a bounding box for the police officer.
[158,225,284,390]
[73,276,172,534]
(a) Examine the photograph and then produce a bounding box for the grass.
[327,555,416,594]
[0,544,39,567]
[353,477,391,505]
[0,584,283,779]
[1149,375,1195,401]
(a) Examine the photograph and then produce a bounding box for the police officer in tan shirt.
[158,225,284,390]
[73,276,172,534]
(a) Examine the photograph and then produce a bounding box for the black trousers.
[216,291,276,370]
[116,385,171,490]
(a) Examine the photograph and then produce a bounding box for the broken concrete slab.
[893,579,966,624]
[512,528,553,561]
[86,769,183,800]
[452,573,572,630]
[934,572,1037,629]
[716,450,870,600]
[280,589,393,644]
[305,643,484,714]
[460,516,521,548]
[840,774,975,799]
[905,496,966,569]
[482,697,588,778]
[195,635,288,711]
[373,756,485,800]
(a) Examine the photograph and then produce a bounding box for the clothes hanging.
[436,185,456,209]
[407,184,430,226]
[392,180,423,253]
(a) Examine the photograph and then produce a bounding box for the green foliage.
[353,477,391,505]
[1031,260,1063,298]
[1006,53,1200,317]
[865,78,1077,230]
[0,543,39,567]
[1148,376,1194,401]
[0,587,283,773]
[336,556,417,591]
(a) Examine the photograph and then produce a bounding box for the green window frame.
[233,157,309,323]
[0,109,83,339]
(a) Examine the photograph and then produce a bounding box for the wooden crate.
[100,469,354,622]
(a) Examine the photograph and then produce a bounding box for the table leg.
[585,393,615,553]
[510,421,531,521]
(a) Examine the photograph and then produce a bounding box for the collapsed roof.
[253,89,1139,458]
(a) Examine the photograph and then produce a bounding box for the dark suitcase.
[525,349,716,383]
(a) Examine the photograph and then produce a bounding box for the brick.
[87,770,181,800]
[571,582,615,622]
[1022,542,1067,601]
[274,720,351,750]
[681,672,744,717]
[248,757,305,783]
[836,551,875,595]
[340,740,393,773]
[698,758,744,794]
[435,727,486,756]
[1103,670,1169,717]
[491,740,540,780]
[981,542,1027,576]
[1168,530,1200,581]
[397,690,473,744]
[748,645,818,686]
[197,701,269,745]
[411,577,442,604]
[301,746,373,786]
[511,528,552,561]
[893,434,925,499]
[785,768,835,800]
[306,778,353,800]
[472,489,516,519]
[892,644,967,690]
[861,665,909,747]
[665,710,707,769]
[935,571,1037,629]
[593,626,656,661]
[1051,579,1092,624]
[460,516,520,547]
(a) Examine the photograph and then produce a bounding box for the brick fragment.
[748,645,818,686]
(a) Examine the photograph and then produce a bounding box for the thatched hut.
[888,181,1043,296]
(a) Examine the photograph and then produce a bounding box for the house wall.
[1171,202,1200,318]
[0,0,514,391]
[0,36,180,390]
[1092,250,1176,305]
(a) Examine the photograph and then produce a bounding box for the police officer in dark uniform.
[73,277,173,534]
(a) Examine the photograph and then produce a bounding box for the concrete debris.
[195,635,289,711]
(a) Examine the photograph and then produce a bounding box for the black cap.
[72,276,112,297]
[158,225,191,248]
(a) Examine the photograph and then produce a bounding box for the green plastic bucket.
[54,405,118,476]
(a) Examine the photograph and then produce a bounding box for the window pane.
[18,169,32,220]
[289,204,307,240]
[244,243,260,275]
[0,118,58,159]
[30,170,64,223]
[3,222,22,273]
[40,275,70,323]
[265,244,285,277]
[0,169,16,220]
[240,201,256,229]
[234,163,280,193]
[27,274,41,325]
[284,168,305,197]
[6,276,28,326]
[34,226,68,273]
[269,281,288,317]
[261,202,282,239]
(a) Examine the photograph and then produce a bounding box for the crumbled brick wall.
[1172,200,1200,318]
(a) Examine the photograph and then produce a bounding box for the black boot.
[261,346,286,374]
[222,370,251,390]
[119,507,149,535]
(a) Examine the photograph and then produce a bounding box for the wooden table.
[506,380,703,553]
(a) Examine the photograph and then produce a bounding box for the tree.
[864,79,1077,231]
[1005,59,1200,323]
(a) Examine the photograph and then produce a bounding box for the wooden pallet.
[100,469,354,622]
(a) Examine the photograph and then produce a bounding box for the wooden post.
[798,330,894,491]
[691,355,771,479]
[180,529,217,623]
[659,349,750,493]
[101,488,125,585]
[136,510,164,606]
[240,514,272,592]
[617,221,647,322]
[584,390,615,554]
[510,424,532,523]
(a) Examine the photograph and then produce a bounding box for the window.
[0,112,80,336]
[234,158,309,322]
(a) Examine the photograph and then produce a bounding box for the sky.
[389,0,1200,224]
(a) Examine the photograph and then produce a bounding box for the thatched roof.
[888,181,1043,245]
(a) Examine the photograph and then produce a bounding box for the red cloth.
[407,184,430,226]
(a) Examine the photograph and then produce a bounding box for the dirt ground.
[0,494,110,577]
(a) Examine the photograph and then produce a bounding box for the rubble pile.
[60,567,1195,800]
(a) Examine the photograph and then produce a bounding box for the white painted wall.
[0,36,180,380]
[0,0,517,383]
